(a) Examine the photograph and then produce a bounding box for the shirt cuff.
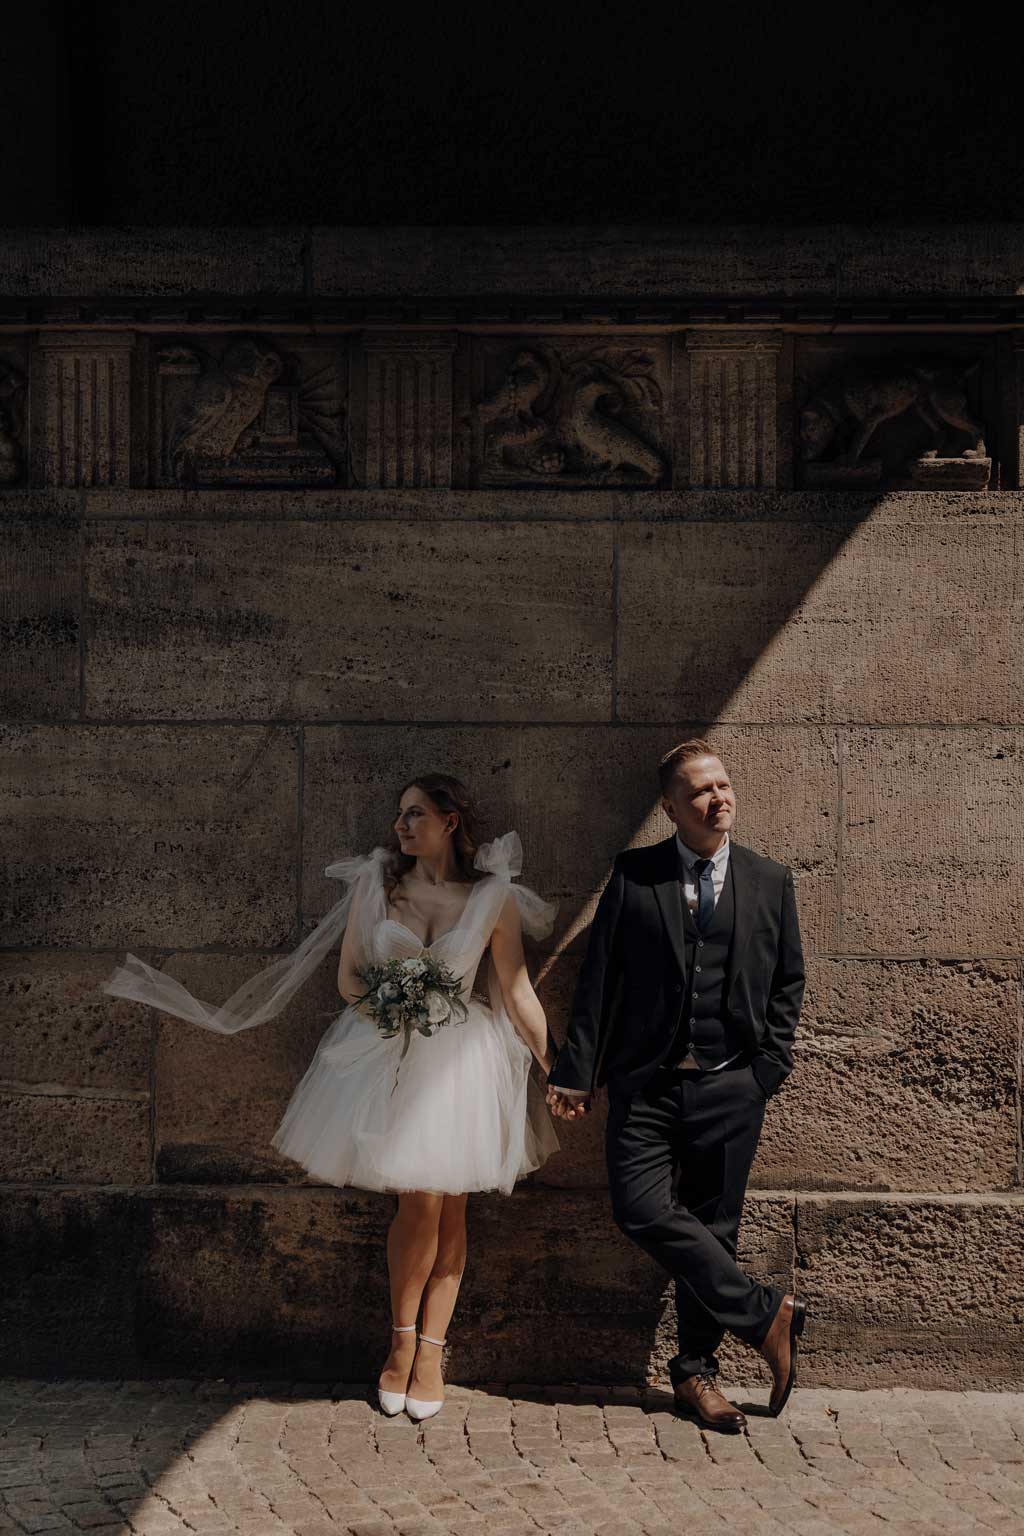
[549,1085,590,1098]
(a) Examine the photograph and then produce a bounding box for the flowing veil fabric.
[99,832,557,1038]
[98,847,391,1034]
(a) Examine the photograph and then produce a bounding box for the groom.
[546,738,806,1431]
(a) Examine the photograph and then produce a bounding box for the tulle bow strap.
[99,846,388,1036]
[474,830,558,941]
[324,845,390,884]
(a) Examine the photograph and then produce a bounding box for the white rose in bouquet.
[425,989,450,1026]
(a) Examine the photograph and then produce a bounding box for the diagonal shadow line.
[106,500,888,1390]
[2,492,893,1523]
[539,497,884,965]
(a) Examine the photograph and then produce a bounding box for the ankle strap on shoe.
[392,1322,417,1333]
[418,1332,446,1347]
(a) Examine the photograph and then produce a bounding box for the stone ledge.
[4,225,1024,300]
[0,487,1016,524]
[1,1186,1020,1385]
[0,229,307,298]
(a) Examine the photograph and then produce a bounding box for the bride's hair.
[384,773,486,890]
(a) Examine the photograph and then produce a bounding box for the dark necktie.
[694,857,715,930]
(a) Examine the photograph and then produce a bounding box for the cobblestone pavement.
[3,1379,1024,1536]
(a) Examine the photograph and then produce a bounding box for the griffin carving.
[479,346,664,484]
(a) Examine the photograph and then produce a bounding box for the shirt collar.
[675,830,730,870]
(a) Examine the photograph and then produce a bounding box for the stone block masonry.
[1,225,1022,1386]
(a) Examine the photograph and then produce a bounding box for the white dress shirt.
[553,831,738,1100]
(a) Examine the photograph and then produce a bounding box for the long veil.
[98,848,390,1035]
[99,832,558,1037]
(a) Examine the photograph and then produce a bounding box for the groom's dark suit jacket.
[549,835,805,1102]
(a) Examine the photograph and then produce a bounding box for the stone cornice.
[4,224,1024,307]
[3,302,1024,331]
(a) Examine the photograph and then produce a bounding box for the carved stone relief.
[796,341,993,489]
[154,335,348,487]
[33,332,135,487]
[358,333,456,488]
[472,339,668,487]
[687,331,782,489]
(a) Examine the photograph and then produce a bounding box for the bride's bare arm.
[338,880,369,1004]
[489,892,556,1074]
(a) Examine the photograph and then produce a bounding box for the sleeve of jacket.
[547,853,626,1095]
[751,866,805,1100]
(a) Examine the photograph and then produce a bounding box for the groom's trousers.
[605,1051,785,1385]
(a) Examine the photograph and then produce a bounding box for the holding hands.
[545,1083,594,1120]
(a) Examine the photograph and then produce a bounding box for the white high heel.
[377,1322,417,1416]
[405,1332,447,1421]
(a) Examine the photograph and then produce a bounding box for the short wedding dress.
[101,831,560,1195]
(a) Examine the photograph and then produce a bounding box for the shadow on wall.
[1,494,896,1411]
[0,494,914,1525]
[176,507,882,1341]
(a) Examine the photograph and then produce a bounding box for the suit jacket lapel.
[651,836,690,978]
[725,841,761,997]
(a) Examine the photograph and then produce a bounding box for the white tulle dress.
[101,831,560,1196]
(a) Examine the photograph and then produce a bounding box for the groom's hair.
[657,737,721,794]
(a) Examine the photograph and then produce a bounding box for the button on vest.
[666,855,742,1069]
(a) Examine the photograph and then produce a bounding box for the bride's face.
[394,787,456,858]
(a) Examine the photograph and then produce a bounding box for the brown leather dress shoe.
[758,1293,807,1416]
[673,1372,747,1432]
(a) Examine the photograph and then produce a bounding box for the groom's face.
[661,755,737,848]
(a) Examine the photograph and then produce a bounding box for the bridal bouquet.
[353,956,468,1090]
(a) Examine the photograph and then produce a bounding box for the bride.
[101,772,560,1422]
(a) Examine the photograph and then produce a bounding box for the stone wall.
[1,227,1022,1387]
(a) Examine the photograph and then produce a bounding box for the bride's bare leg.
[379,1191,443,1394]
[410,1193,468,1401]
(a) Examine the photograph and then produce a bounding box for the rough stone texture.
[538,957,1022,1198]
[85,519,614,721]
[754,959,1022,1193]
[0,1190,141,1375]
[153,954,344,1184]
[308,224,1024,298]
[0,228,306,295]
[80,485,1024,523]
[842,728,1024,955]
[0,492,80,719]
[2,230,1023,1389]
[797,1194,1024,1389]
[301,723,838,952]
[10,1183,1024,1390]
[0,725,298,948]
[618,513,1022,724]
[5,1380,1024,1536]
[0,951,153,1092]
[0,1088,149,1183]
[8,1185,785,1383]
[11,225,1024,302]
